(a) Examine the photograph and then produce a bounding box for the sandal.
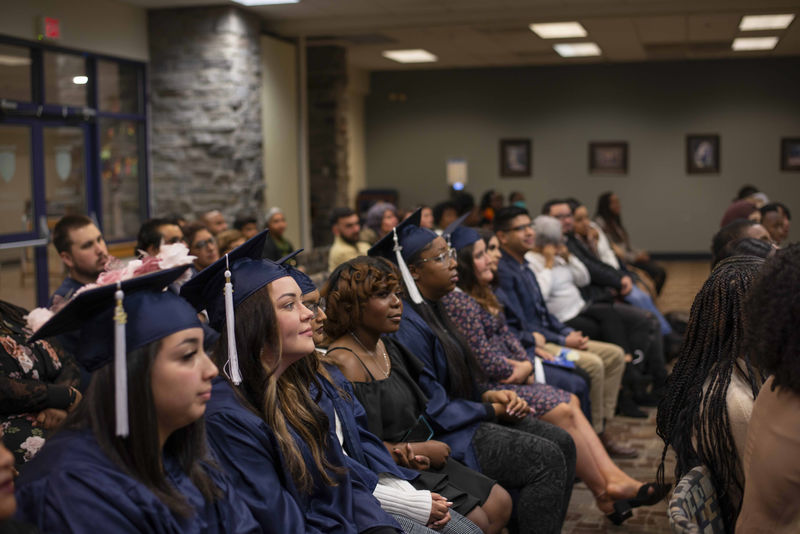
[596,491,634,526]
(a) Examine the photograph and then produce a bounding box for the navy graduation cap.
[444,213,480,251]
[29,264,199,436]
[277,252,316,296]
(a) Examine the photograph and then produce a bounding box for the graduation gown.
[14,429,257,534]
[204,377,399,534]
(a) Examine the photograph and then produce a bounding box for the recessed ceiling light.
[530,22,587,39]
[553,42,601,57]
[231,0,299,5]
[732,36,779,51]
[72,75,88,85]
[382,49,438,63]
[739,14,795,31]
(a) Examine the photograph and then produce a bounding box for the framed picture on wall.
[500,139,531,177]
[686,134,720,174]
[781,138,800,171]
[589,141,628,174]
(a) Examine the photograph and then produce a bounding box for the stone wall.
[307,45,349,246]
[148,7,263,223]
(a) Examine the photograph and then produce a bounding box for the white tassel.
[223,255,242,385]
[113,283,129,437]
[393,228,423,304]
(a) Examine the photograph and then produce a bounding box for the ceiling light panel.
[553,42,601,57]
[732,36,779,50]
[739,14,795,31]
[530,22,587,39]
[382,49,438,63]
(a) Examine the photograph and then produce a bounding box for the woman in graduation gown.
[180,232,401,534]
[15,265,258,534]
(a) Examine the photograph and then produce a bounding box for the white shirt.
[525,250,589,322]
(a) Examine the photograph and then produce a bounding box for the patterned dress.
[441,290,570,416]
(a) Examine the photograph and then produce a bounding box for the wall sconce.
[0,145,15,184]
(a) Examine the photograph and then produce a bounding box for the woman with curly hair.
[656,255,766,531]
[737,244,800,532]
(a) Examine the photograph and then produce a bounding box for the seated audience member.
[262,207,296,264]
[297,271,487,534]
[233,213,259,240]
[16,266,257,533]
[508,192,526,209]
[1,300,80,466]
[737,244,800,532]
[324,255,565,533]
[716,237,776,265]
[216,229,245,255]
[135,217,184,258]
[0,429,38,533]
[759,202,790,246]
[453,192,482,227]
[50,215,109,306]
[711,219,773,267]
[734,184,759,201]
[656,255,765,531]
[443,223,667,521]
[166,213,188,232]
[493,207,630,448]
[185,222,220,274]
[417,205,435,229]
[433,201,459,234]
[720,199,761,227]
[478,190,504,228]
[367,214,580,534]
[362,202,400,245]
[594,192,666,294]
[329,207,371,272]
[202,209,228,235]
[181,234,401,534]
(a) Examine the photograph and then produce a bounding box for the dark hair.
[451,191,475,216]
[455,241,501,314]
[656,255,765,530]
[63,341,220,516]
[433,201,458,226]
[735,185,759,200]
[759,201,792,220]
[744,244,800,394]
[479,190,496,211]
[493,205,529,233]
[52,214,95,254]
[213,285,341,492]
[541,198,569,216]
[329,207,356,227]
[184,222,210,247]
[711,219,758,267]
[136,218,172,257]
[508,191,524,203]
[233,214,257,231]
[595,191,619,226]
[716,237,774,265]
[322,256,401,341]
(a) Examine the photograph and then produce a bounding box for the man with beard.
[328,207,370,271]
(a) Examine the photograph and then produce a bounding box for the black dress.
[327,337,495,515]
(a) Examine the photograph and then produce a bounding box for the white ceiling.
[121,0,800,69]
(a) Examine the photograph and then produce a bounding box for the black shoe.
[617,389,647,418]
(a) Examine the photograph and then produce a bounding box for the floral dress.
[0,301,79,465]
[441,290,570,416]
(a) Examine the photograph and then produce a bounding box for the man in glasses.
[135,217,185,258]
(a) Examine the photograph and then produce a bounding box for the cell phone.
[399,415,434,443]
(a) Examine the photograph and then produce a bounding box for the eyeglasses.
[551,213,572,220]
[416,247,456,266]
[507,222,534,232]
[164,236,185,245]
[193,237,216,249]
[305,297,326,316]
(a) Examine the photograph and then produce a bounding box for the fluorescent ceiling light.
[732,36,779,51]
[231,0,299,5]
[72,75,88,85]
[530,22,587,39]
[553,42,601,57]
[382,49,438,63]
[0,54,31,67]
[739,14,795,31]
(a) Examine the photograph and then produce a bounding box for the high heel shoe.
[606,501,633,525]
[624,482,671,509]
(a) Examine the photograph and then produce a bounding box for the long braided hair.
[656,255,765,531]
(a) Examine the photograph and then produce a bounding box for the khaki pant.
[543,340,625,433]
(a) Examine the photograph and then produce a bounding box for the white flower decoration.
[21,436,46,461]
[25,307,54,334]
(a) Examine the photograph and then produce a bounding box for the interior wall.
[346,66,369,207]
[0,0,148,60]
[365,57,800,253]
[260,34,301,248]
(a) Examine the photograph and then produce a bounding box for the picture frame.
[781,137,800,171]
[589,141,628,174]
[500,139,531,177]
[686,134,720,174]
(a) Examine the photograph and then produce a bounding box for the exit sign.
[38,16,61,40]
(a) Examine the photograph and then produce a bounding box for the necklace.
[350,331,390,378]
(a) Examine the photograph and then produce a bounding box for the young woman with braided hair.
[656,255,766,531]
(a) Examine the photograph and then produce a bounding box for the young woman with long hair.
[444,223,667,523]
[180,233,401,534]
[656,255,765,531]
[15,266,256,533]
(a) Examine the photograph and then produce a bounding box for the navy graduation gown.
[390,303,496,471]
[204,377,399,534]
[14,429,257,534]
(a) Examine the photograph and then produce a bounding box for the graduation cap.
[367,208,436,304]
[29,265,199,437]
[181,230,295,384]
[278,253,316,296]
[443,212,480,251]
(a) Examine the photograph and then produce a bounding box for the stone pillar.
[307,45,348,246]
[148,7,263,222]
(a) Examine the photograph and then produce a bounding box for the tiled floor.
[561,260,709,533]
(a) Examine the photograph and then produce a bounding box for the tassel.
[113,282,129,437]
[223,255,242,385]
[393,228,423,304]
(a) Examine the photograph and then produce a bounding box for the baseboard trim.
[651,252,711,261]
